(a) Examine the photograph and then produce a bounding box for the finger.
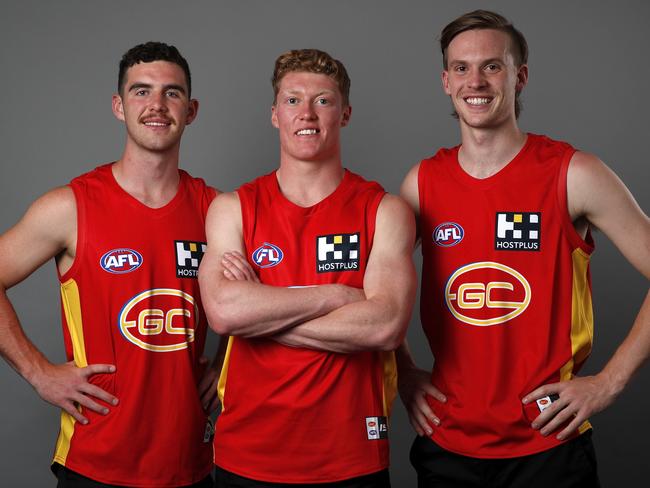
[79,384,118,406]
[201,381,217,408]
[557,414,585,441]
[224,252,258,281]
[74,394,110,415]
[540,405,575,436]
[62,401,89,425]
[81,364,116,377]
[522,383,560,404]
[423,385,447,403]
[206,393,221,414]
[223,268,236,280]
[411,407,434,435]
[415,393,439,425]
[531,397,568,429]
[221,256,247,280]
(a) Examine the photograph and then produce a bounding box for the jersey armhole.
[236,187,253,254]
[557,149,595,255]
[367,190,387,252]
[58,183,85,283]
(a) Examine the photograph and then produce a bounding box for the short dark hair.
[272,49,351,106]
[118,42,192,96]
[440,10,528,118]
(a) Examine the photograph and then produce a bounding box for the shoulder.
[206,191,241,225]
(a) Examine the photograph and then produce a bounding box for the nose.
[148,90,168,112]
[299,102,317,120]
[467,68,487,89]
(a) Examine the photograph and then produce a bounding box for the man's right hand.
[31,361,117,424]
[398,365,446,436]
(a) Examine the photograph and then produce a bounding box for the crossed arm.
[199,191,417,353]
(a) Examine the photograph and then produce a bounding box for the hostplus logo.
[316,233,360,273]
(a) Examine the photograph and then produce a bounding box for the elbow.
[203,295,242,336]
[373,318,408,352]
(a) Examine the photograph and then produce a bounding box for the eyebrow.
[283,89,336,97]
[449,57,506,66]
[128,83,187,95]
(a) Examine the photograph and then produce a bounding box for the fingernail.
[425,428,433,435]
[432,418,440,426]
[82,419,88,425]
[557,434,565,441]
[109,365,116,372]
[102,408,109,415]
[112,399,119,406]
[522,397,528,404]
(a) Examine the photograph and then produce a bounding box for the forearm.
[274,293,412,353]
[202,278,364,338]
[598,288,650,396]
[0,290,51,386]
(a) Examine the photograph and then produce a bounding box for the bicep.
[200,192,246,285]
[569,153,650,278]
[0,187,74,289]
[363,195,417,303]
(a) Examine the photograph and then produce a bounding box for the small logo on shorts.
[365,416,388,440]
[175,240,207,278]
[536,394,559,412]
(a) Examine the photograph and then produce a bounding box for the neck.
[276,156,344,207]
[112,142,181,208]
[457,119,527,179]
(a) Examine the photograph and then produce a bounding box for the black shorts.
[54,465,214,488]
[409,431,600,488]
[214,466,390,488]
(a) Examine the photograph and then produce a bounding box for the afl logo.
[118,288,198,352]
[252,242,284,268]
[100,248,143,274]
[445,261,531,326]
[433,222,464,247]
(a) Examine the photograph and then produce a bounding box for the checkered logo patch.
[316,233,360,273]
[175,240,207,278]
[495,212,541,251]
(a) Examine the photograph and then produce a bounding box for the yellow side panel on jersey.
[381,351,397,417]
[217,336,235,411]
[560,248,594,433]
[53,278,88,465]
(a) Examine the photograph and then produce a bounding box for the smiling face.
[442,28,527,130]
[271,71,351,165]
[112,60,198,155]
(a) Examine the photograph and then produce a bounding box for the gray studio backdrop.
[1,1,648,486]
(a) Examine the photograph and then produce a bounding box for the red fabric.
[214,170,391,483]
[57,163,215,486]
[418,134,594,458]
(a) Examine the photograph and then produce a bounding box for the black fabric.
[409,431,600,488]
[54,464,214,488]
[214,466,390,488]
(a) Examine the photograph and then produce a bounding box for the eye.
[485,63,501,72]
[287,97,298,105]
[166,90,180,98]
[135,89,148,96]
[316,98,329,105]
[454,65,467,73]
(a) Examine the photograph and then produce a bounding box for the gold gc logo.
[445,262,531,326]
[119,288,198,352]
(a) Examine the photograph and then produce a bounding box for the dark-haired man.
[0,42,218,487]
[199,49,416,487]
[397,9,650,487]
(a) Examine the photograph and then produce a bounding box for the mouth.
[463,96,493,106]
[295,128,320,136]
[142,118,172,127]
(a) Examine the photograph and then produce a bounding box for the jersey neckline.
[447,133,535,189]
[268,168,353,216]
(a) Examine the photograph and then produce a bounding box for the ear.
[186,99,199,125]
[515,64,528,93]
[442,70,451,96]
[271,104,279,129]
[340,105,352,127]
[112,94,125,121]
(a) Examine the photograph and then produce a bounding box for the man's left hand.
[198,356,221,414]
[523,374,618,440]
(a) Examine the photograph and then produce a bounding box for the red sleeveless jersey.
[54,163,216,486]
[214,170,396,483]
[419,134,594,458]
